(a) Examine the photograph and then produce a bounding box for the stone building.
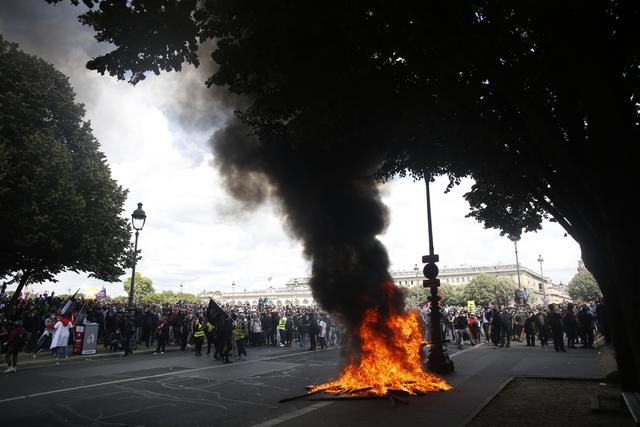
[201,263,569,306]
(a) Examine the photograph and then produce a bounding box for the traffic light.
[538,282,543,292]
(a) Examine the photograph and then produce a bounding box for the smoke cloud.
[211,115,405,329]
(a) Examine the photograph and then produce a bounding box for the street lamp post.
[232,281,236,299]
[537,254,547,304]
[413,263,420,304]
[508,234,522,304]
[127,203,146,323]
[422,173,454,374]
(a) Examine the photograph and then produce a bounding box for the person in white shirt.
[50,315,73,359]
[318,317,327,350]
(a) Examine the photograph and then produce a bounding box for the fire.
[310,308,452,396]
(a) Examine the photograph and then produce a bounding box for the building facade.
[391,263,568,305]
[201,263,569,306]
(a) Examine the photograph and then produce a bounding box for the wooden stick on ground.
[389,394,409,405]
[307,395,388,401]
[279,389,324,403]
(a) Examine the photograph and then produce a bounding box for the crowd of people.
[1,291,609,374]
[421,299,608,352]
[0,293,345,372]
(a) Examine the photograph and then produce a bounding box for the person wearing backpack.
[4,319,26,373]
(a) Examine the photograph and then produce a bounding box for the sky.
[0,1,582,297]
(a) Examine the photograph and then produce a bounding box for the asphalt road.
[0,344,349,427]
[0,341,603,427]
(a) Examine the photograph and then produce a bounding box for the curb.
[17,346,183,368]
[461,376,514,426]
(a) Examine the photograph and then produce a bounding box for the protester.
[548,304,566,352]
[50,315,72,360]
[4,320,26,373]
[318,316,327,350]
[154,316,169,355]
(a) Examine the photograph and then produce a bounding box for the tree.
[439,284,467,307]
[463,274,517,307]
[0,36,131,303]
[123,272,155,303]
[568,268,602,304]
[406,284,466,308]
[147,290,201,304]
[50,1,640,389]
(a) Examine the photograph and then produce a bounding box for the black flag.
[60,288,80,315]
[207,298,230,323]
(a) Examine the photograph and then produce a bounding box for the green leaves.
[123,272,155,301]
[407,274,518,308]
[122,273,202,304]
[0,36,130,289]
[463,274,517,307]
[567,268,601,304]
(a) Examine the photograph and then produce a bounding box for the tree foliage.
[463,274,517,307]
[123,272,155,302]
[0,36,131,301]
[49,0,640,389]
[568,268,602,304]
[439,284,467,307]
[122,273,201,304]
[147,290,201,304]
[408,275,517,308]
[405,284,466,308]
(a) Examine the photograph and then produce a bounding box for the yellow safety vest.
[234,321,245,340]
[193,323,205,338]
[277,318,286,330]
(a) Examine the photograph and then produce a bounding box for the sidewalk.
[274,339,622,427]
[468,343,632,426]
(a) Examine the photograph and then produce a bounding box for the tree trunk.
[581,233,639,391]
[9,271,31,307]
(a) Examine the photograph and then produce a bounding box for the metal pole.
[513,240,522,290]
[422,174,454,374]
[128,230,139,320]
[538,255,547,304]
[425,179,435,256]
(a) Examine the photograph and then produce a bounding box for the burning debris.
[309,308,451,396]
[279,302,451,405]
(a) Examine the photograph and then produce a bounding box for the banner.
[95,287,107,302]
[467,300,476,312]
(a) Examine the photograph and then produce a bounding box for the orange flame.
[310,308,452,396]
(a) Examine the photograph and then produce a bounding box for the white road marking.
[0,347,339,404]
[250,402,333,427]
[0,341,482,416]
[450,342,485,358]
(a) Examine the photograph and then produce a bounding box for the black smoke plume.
[211,116,405,330]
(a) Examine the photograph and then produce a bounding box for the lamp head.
[131,202,147,231]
